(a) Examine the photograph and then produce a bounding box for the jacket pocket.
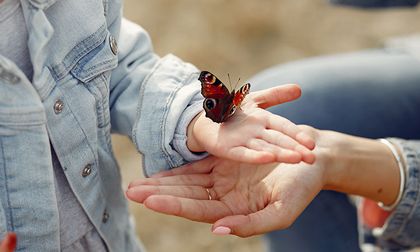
[70,32,118,129]
[70,32,118,84]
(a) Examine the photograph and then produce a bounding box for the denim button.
[0,65,20,84]
[102,210,109,223]
[109,35,118,55]
[82,164,92,177]
[53,99,64,114]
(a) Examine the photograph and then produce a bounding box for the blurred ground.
[114,1,420,251]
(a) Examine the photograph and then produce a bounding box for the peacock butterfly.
[199,71,250,123]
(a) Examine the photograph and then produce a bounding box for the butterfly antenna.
[234,77,241,90]
[227,73,232,91]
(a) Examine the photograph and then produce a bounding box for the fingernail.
[212,226,231,235]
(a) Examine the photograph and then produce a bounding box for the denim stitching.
[396,147,420,243]
[133,56,162,176]
[54,88,99,177]
[76,58,117,83]
[51,24,107,80]
[0,139,14,232]
[382,141,420,244]
[161,62,198,168]
[0,111,45,126]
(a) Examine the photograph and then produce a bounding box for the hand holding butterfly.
[127,126,401,237]
[186,83,316,164]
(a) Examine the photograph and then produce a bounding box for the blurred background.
[114,1,420,251]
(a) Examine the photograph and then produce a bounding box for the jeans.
[249,49,420,252]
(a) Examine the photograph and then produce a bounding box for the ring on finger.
[205,188,212,200]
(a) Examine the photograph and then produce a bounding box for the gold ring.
[205,188,212,200]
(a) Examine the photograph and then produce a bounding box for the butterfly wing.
[233,83,251,107]
[199,71,230,98]
[199,71,234,123]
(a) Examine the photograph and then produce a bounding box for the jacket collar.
[20,0,55,98]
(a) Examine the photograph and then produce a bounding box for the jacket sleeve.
[330,0,419,8]
[367,139,420,250]
[109,18,206,176]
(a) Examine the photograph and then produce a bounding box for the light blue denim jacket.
[0,0,205,251]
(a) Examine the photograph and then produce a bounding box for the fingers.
[127,185,213,203]
[212,201,293,237]
[226,146,276,164]
[267,115,315,151]
[262,130,315,164]
[143,195,232,223]
[0,233,17,252]
[246,138,301,163]
[151,156,217,178]
[129,174,213,188]
[250,84,301,109]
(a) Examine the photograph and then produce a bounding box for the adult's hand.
[127,126,401,237]
[127,126,325,237]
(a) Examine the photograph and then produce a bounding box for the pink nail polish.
[212,226,231,235]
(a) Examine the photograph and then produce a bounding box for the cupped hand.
[187,84,315,164]
[127,139,326,237]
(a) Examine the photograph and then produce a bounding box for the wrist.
[319,130,354,191]
[311,130,343,191]
[320,131,400,206]
[186,111,206,153]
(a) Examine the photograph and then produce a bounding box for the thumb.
[211,202,295,237]
[250,84,301,109]
[0,233,17,252]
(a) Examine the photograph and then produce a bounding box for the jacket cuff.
[172,102,208,162]
[372,139,420,249]
[133,54,203,176]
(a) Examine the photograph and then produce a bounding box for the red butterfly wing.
[199,71,230,98]
[233,83,250,107]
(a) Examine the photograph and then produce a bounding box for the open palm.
[127,154,326,237]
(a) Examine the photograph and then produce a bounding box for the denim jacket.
[374,139,420,251]
[0,0,204,251]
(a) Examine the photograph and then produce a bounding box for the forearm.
[320,130,401,205]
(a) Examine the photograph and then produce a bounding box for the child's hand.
[187,84,315,164]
